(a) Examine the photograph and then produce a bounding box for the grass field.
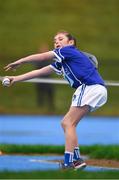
[0,170,119,179]
[0,0,119,115]
[0,1,118,179]
[1,144,119,160]
[0,144,119,179]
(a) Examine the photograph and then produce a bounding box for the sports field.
[0,116,119,178]
[0,0,119,179]
[0,0,119,115]
[0,145,119,179]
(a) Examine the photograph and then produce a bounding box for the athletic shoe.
[59,162,75,170]
[73,158,87,169]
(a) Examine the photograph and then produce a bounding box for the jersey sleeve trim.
[52,51,62,62]
[50,64,62,75]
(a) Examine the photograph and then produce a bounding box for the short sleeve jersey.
[50,45,105,89]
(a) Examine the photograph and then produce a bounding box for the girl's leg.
[61,105,89,152]
[61,105,89,166]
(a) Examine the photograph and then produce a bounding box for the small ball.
[2,77,10,87]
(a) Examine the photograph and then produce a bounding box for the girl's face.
[54,33,74,48]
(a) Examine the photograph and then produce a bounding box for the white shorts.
[71,84,107,112]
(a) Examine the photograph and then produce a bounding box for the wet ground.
[0,155,119,172]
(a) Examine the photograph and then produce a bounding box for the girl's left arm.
[4,51,55,71]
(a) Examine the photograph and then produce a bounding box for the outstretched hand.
[6,76,17,86]
[4,62,21,71]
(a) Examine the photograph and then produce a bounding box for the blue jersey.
[50,45,105,89]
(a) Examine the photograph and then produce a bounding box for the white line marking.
[29,159,59,164]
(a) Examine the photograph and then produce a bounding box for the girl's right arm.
[4,51,55,71]
[7,65,54,85]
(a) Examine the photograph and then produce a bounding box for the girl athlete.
[4,31,107,170]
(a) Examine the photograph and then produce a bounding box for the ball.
[2,77,10,87]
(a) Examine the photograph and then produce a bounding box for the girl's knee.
[61,119,67,129]
[61,117,75,130]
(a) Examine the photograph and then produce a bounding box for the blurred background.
[0,0,119,116]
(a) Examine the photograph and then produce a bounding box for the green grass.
[0,144,64,155]
[1,144,119,179]
[0,170,119,179]
[0,0,119,59]
[0,0,119,115]
[0,79,119,116]
[81,145,119,160]
[1,144,119,160]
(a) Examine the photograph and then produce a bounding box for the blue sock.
[73,147,81,161]
[64,151,73,166]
